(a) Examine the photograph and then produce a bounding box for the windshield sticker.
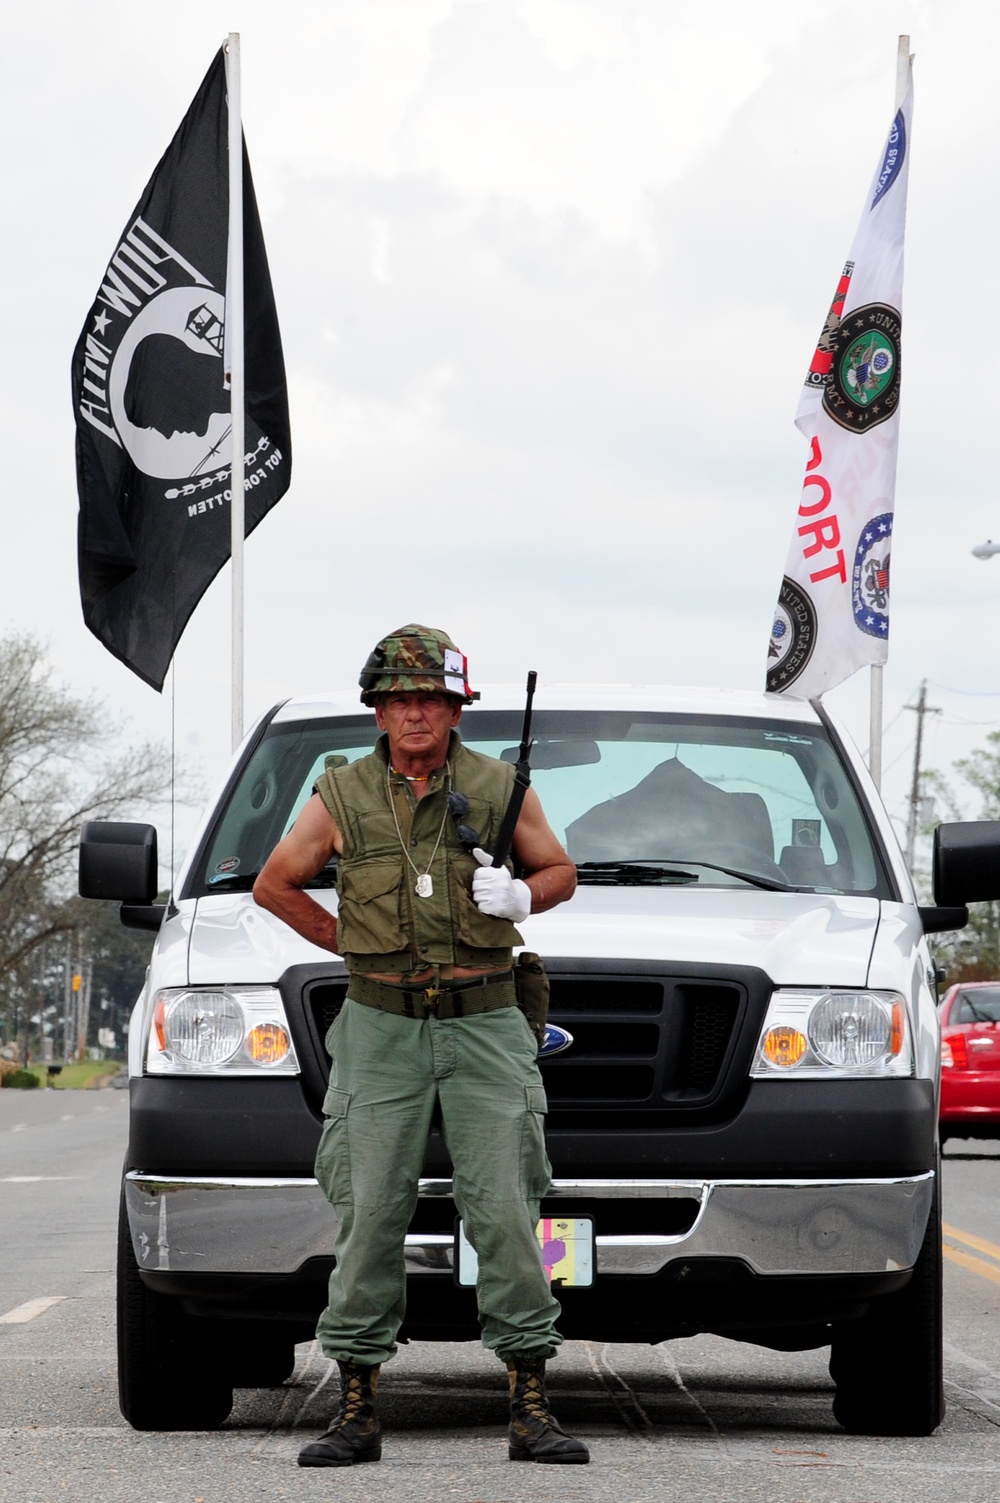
[214,857,240,874]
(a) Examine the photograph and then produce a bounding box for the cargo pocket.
[449,862,523,951]
[322,1085,351,1119]
[337,860,406,953]
[315,1086,352,1205]
[520,1084,551,1202]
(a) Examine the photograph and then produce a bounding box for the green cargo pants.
[314,997,563,1367]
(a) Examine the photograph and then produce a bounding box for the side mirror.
[79,821,158,903]
[933,820,1000,906]
[918,905,968,934]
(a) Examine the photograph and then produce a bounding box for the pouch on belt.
[514,952,549,1047]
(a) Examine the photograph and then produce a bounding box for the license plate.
[456,1216,594,1287]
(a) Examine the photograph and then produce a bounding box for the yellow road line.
[942,1221,1000,1263]
[943,1243,1000,1287]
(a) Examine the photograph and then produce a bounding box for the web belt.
[348,969,516,1020]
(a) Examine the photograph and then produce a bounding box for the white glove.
[471,848,532,922]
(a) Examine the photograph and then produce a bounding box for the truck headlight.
[751,989,911,1078]
[146,987,299,1075]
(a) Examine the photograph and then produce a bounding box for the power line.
[927,681,1000,697]
[879,743,914,777]
[862,693,916,760]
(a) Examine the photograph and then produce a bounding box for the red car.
[939,982,1000,1143]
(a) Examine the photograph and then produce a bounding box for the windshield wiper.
[675,859,798,892]
[576,862,699,886]
[576,858,800,893]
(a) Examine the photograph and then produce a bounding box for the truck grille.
[299,961,765,1121]
[308,981,350,1043]
[544,973,742,1105]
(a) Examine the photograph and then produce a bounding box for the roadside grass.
[25,1060,124,1090]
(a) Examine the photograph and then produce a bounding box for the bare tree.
[0,633,174,1039]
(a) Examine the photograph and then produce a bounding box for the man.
[253,625,587,1467]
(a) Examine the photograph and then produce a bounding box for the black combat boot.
[297,1360,382,1467]
[506,1354,590,1463]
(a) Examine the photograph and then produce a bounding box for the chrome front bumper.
[123,1171,934,1278]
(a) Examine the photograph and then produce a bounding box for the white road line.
[945,1340,1000,1385]
[1,1176,85,1183]
[0,1296,67,1325]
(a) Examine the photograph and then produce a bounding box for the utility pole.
[77,956,94,1061]
[904,680,942,870]
[63,953,73,1063]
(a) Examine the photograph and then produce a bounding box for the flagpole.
[868,35,911,792]
[869,666,883,789]
[895,32,911,109]
[225,32,245,753]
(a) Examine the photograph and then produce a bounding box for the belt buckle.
[422,985,441,1014]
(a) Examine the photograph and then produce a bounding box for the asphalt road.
[3,1089,1000,1503]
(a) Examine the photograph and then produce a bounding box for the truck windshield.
[185,709,893,899]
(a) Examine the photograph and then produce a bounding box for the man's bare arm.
[510,787,577,913]
[252,795,343,953]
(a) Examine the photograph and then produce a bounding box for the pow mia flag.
[72,49,290,691]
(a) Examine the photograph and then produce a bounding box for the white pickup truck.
[79,684,1000,1435]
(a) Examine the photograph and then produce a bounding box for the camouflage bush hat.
[358,624,479,706]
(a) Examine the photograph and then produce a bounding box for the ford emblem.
[538,1024,573,1058]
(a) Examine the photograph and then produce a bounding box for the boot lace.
[520,1372,551,1425]
[341,1371,365,1423]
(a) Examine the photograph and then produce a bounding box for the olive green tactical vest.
[315,733,522,973]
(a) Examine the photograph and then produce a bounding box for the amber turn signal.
[245,1022,291,1066]
[152,997,167,1053]
[762,1025,808,1069]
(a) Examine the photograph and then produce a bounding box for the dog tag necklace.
[388,764,450,899]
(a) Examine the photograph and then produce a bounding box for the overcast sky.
[3,0,999,867]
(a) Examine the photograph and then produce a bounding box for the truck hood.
[525,887,880,985]
[184,887,881,988]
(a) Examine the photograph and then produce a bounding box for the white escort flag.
[766,59,912,698]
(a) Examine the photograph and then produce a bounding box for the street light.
[972,540,1000,559]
